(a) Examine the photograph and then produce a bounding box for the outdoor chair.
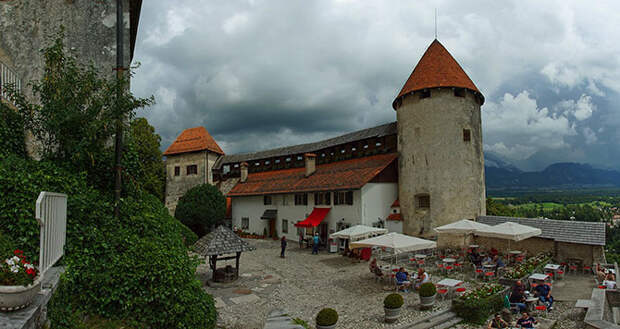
[484,271,495,281]
[535,305,548,314]
[474,265,484,279]
[556,268,565,280]
[569,263,578,274]
[445,265,455,275]
[437,287,449,301]
[583,265,592,274]
[455,287,466,297]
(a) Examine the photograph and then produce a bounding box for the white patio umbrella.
[474,221,542,250]
[434,219,491,246]
[330,225,387,242]
[434,219,491,234]
[350,232,436,253]
[350,232,437,270]
[474,222,541,241]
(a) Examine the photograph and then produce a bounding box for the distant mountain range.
[484,153,620,190]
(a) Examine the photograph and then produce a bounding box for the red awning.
[294,208,331,228]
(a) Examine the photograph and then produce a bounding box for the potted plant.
[418,282,436,309]
[383,293,404,323]
[315,308,338,329]
[0,250,41,311]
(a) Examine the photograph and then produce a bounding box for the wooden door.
[269,219,276,238]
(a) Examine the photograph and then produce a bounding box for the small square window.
[420,90,431,99]
[416,194,430,209]
[297,155,303,161]
[282,219,288,234]
[186,165,198,175]
[275,159,281,164]
[241,217,249,230]
[463,129,471,142]
[454,88,466,97]
[264,195,272,205]
[174,166,180,176]
[286,157,291,162]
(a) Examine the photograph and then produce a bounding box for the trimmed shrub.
[175,184,226,237]
[316,308,338,326]
[419,282,436,297]
[383,293,404,309]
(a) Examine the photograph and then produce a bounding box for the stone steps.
[397,309,462,329]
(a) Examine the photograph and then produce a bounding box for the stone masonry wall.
[397,88,486,237]
[165,151,216,214]
[473,236,554,257]
[0,0,132,156]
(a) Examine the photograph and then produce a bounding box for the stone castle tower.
[163,127,225,213]
[393,39,486,236]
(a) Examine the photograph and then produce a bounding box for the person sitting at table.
[596,264,606,283]
[482,254,493,264]
[395,267,411,292]
[534,281,554,310]
[414,268,429,290]
[369,258,378,272]
[516,311,537,328]
[469,249,482,266]
[603,272,616,289]
[493,255,506,275]
[487,313,509,328]
[489,247,499,257]
[509,281,527,312]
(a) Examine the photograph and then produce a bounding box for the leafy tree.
[6,31,153,188]
[486,198,515,217]
[125,117,166,201]
[175,184,226,237]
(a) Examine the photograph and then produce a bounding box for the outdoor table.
[509,250,522,255]
[437,278,463,297]
[442,258,456,264]
[544,264,561,271]
[525,297,539,311]
[529,273,549,280]
[483,263,495,270]
[415,254,427,259]
[469,244,479,248]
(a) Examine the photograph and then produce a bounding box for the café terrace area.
[196,218,612,329]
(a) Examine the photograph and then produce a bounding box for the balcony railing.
[0,60,21,107]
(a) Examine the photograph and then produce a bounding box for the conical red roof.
[393,39,483,109]
[164,126,224,156]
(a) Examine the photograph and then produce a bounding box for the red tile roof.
[387,213,402,221]
[227,153,398,196]
[391,199,399,207]
[393,39,483,109]
[164,126,224,156]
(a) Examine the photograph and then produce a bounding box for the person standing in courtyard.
[280,236,287,258]
[299,231,304,248]
[312,233,320,254]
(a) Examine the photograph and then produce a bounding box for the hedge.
[452,287,506,324]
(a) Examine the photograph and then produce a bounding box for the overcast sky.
[131,0,620,171]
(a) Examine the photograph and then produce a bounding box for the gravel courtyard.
[197,238,453,329]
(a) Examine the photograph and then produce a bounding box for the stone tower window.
[174,166,180,176]
[419,90,431,99]
[416,194,430,209]
[463,129,471,142]
[186,165,198,175]
[263,195,272,205]
[454,88,465,97]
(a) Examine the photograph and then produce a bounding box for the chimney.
[240,162,248,183]
[304,153,316,177]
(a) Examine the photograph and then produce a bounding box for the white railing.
[35,192,67,277]
[0,61,21,107]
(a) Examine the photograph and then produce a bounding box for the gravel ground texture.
[197,239,458,329]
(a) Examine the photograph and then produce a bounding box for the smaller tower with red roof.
[163,126,225,213]
[394,39,486,236]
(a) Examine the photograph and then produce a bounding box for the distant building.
[164,39,487,243]
[163,127,225,213]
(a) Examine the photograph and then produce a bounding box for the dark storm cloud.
[131,0,620,169]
